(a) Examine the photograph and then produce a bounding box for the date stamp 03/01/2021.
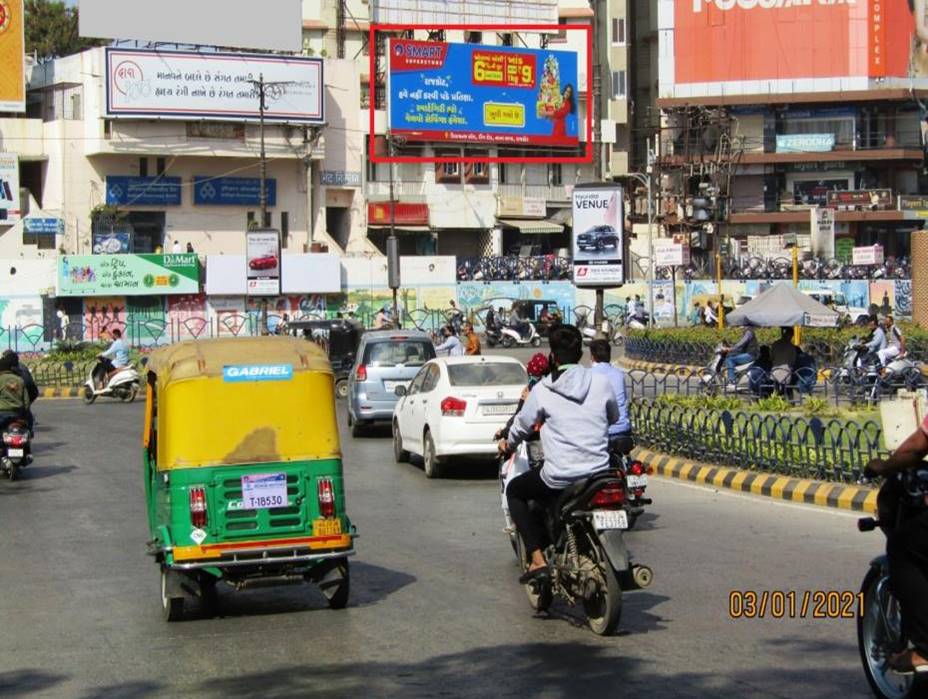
[729,591,864,620]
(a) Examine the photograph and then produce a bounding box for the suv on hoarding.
[576,225,619,251]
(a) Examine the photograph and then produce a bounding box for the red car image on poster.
[248,255,278,271]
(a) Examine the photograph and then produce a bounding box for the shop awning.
[497,219,563,234]
[549,208,572,227]
[368,225,432,233]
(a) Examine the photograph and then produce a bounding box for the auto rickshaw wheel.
[335,379,349,400]
[160,566,185,622]
[320,559,350,610]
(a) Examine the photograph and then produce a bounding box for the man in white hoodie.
[501,324,619,584]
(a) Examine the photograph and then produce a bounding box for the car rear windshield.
[448,363,527,387]
[363,340,435,367]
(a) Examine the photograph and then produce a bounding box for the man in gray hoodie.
[502,324,619,583]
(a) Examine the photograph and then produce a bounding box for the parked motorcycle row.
[656,256,911,283]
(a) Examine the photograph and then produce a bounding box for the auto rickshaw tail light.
[189,487,208,529]
[317,477,335,519]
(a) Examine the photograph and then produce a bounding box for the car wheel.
[393,421,410,463]
[335,379,349,400]
[595,240,604,251]
[351,420,366,438]
[423,430,443,479]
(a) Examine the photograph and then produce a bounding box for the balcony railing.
[496,183,570,201]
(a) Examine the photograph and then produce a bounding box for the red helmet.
[526,352,549,379]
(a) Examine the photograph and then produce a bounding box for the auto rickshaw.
[143,336,356,621]
[287,318,364,399]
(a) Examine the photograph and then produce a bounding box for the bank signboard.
[388,40,579,147]
[572,185,625,288]
[194,177,276,206]
[58,254,200,296]
[106,176,182,206]
[105,48,324,124]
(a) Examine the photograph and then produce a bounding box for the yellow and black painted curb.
[39,386,82,399]
[632,446,878,514]
[619,359,701,375]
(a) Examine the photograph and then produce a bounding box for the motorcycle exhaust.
[631,564,653,589]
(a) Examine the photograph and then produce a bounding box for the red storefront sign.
[368,202,430,226]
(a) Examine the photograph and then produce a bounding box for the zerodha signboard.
[572,184,625,288]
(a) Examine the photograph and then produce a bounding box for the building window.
[156,157,166,176]
[435,152,462,183]
[611,18,626,44]
[360,81,370,109]
[465,157,490,184]
[498,162,508,184]
[500,33,513,46]
[612,70,626,98]
[139,158,148,177]
[247,211,256,229]
[263,211,271,228]
[281,211,289,249]
[465,31,482,44]
[548,163,562,186]
[366,139,379,182]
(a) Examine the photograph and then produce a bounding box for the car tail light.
[590,484,626,508]
[189,487,208,529]
[356,365,367,382]
[3,433,26,447]
[440,396,467,416]
[317,477,335,518]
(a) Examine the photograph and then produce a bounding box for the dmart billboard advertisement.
[388,40,579,146]
[58,254,200,296]
[662,0,920,99]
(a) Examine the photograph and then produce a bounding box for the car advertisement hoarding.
[572,185,624,288]
[388,40,579,147]
[0,152,20,222]
[105,48,324,124]
[57,254,200,296]
[246,229,281,296]
[661,0,919,99]
[0,0,25,113]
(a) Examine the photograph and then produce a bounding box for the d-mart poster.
[388,40,579,146]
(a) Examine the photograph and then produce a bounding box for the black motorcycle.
[507,468,653,635]
[857,470,928,699]
[0,418,31,481]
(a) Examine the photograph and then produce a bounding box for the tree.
[24,0,104,61]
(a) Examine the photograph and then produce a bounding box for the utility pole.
[247,73,295,335]
[388,136,400,326]
[591,0,604,179]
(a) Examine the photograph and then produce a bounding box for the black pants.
[887,507,928,656]
[93,359,115,386]
[507,469,561,556]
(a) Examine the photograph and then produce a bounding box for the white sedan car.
[391,355,528,478]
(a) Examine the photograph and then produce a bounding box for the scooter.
[500,321,542,348]
[0,418,31,481]
[484,323,503,348]
[701,343,755,394]
[840,340,924,403]
[83,358,141,405]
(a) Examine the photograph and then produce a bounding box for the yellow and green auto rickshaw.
[143,336,356,621]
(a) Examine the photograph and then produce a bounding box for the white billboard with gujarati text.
[105,49,324,124]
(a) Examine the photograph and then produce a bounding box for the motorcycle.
[839,340,924,404]
[0,418,31,481]
[614,452,652,529]
[857,469,928,699]
[500,321,542,349]
[83,358,141,405]
[499,447,653,636]
[484,323,502,348]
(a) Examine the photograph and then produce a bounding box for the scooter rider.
[94,328,129,389]
[499,325,618,584]
[863,314,887,363]
[878,315,905,367]
[1,350,37,432]
[725,323,759,386]
[0,352,30,433]
[866,421,928,674]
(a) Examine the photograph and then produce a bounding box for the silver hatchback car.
[347,330,436,437]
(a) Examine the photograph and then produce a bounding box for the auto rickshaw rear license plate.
[313,518,342,536]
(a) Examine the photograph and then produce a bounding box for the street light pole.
[627,170,654,323]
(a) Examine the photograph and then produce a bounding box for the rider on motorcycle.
[866,422,928,674]
[589,339,632,456]
[878,315,905,367]
[724,323,759,386]
[499,325,619,584]
[0,352,30,433]
[1,351,37,431]
[863,315,887,362]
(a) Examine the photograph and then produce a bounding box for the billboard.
[246,229,281,296]
[661,0,919,99]
[105,49,324,124]
[372,0,557,24]
[80,0,302,53]
[58,254,200,296]
[0,152,20,223]
[0,0,24,112]
[572,185,625,288]
[388,40,579,147]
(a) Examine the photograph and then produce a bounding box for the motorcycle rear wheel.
[579,554,622,636]
[857,566,915,699]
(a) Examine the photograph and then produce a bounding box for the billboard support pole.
[594,289,605,340]
[388,136,400,327]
